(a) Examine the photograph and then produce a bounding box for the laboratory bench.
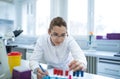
[20,60,115,79]
[6,43,120,79]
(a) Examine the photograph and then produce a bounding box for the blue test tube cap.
[73,71,76,76]
[76,71,79,77]
[81,71,84,77]
[74,70,84,77]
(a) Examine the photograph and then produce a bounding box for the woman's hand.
[36,68,48,79]
[68,60,86,72]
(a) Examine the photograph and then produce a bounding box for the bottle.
[88,32,96,51]
[89,32,93,45]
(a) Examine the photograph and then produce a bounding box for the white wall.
[0,1,15,20]
[50,0,68,21]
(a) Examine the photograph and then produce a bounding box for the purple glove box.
[107,33,120,40]
[12,66,31,79]
[96,36,103,39]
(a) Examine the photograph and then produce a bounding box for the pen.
[39,65,45,72]
[39,65,50,79]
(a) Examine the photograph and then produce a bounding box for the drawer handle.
[105,68,119,72]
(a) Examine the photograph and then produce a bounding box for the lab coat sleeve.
[69,37,87,68]
[29,37,45,71]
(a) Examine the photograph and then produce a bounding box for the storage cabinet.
[97,58,120,79]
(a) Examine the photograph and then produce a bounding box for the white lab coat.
[29,34,87,71]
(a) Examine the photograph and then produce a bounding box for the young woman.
[29,17,87,79]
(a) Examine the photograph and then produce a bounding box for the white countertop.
[83,50,120,60]
[84,50,115,57]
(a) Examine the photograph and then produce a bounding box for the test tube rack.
[42,68,84,79]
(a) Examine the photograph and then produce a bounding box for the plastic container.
[8,51,22,73]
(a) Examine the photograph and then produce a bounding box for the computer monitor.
[0,38,11,79]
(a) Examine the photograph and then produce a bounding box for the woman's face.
[49,26,67,46]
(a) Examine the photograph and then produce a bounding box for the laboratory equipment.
[0,38,11,79]
[107,33,120,40]
[42,68,84,79]
[13,29,23,37]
